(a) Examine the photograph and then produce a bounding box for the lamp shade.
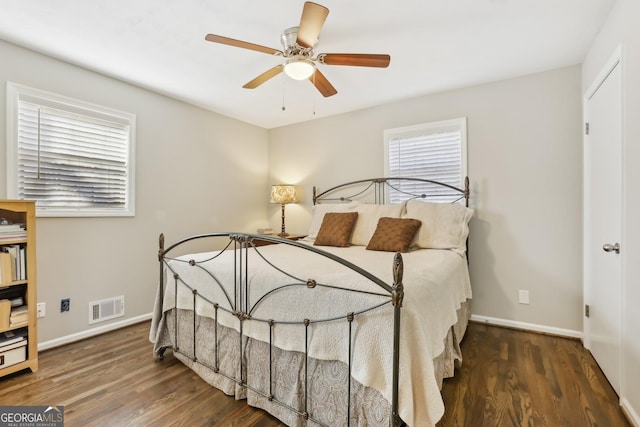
[270,185,297,204]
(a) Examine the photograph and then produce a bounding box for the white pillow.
[307,202,359,240]
[402,200,473,250]
[350,203,404,246]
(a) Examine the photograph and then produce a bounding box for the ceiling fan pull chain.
[312,73,316,116]
[282,77,286,111]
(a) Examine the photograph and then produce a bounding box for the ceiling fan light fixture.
[284,58,315,80]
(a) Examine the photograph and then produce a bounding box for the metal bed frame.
[155,177,470,427]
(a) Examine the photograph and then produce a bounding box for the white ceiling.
[0,0,615,129]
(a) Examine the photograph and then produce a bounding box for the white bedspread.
[151,241,471,426]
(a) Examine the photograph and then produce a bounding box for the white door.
[584,55,622,394]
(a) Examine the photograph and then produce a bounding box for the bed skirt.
[151,299,470,426]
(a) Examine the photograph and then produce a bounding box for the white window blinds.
[7,82,135,217]
[384,118,466,203]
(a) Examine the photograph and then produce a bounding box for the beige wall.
[268,65,584,334]
[0,40,270,344]
[582,0,640,422]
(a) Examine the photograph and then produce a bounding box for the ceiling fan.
[204,1,391,97]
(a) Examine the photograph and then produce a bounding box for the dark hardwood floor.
[438,323,630,427]
[0,321,630,426]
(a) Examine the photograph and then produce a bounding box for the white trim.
[585,45,622,100]
[470,314,583,340]
[621,397,640,427]
[37,313,152,351]
[6,82,19,196]
[582,78,591,349]
[619,44,628,417]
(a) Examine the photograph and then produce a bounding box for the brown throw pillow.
[314,212,358,247]
[366,217,422,253]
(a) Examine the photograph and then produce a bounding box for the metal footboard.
[156,232,404,427]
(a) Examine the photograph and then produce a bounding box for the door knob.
[602,243,620,254]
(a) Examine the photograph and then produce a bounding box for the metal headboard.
[313,176,470,207]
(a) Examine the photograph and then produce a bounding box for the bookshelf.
[0,200,37,375]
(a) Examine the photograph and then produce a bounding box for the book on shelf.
[0,223,27,241]
[0,299,9,330]
[0,245,26,283]
[10,305,28,325]
[10,318,28,327]
[0,252,15,284]
[11,305,27,314]
[0,223,25,231]
[0,329,27,347]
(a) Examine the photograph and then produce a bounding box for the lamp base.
[278,203,289,238]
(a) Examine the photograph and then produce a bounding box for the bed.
[150,177,473,426]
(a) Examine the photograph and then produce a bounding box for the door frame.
[582,44,625,393]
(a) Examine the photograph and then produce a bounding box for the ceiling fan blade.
[205,34,282,56]
[243,65,284,89]
[309,69,337,97]
[319,53,391,68]
[296,2,329,49]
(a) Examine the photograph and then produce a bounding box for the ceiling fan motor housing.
[281,26,317,57]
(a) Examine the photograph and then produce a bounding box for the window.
[384,118,467,203]
[6,82,135,217]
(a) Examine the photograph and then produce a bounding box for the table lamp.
[270,185,297,237]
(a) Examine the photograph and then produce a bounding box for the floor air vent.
[89,296,125,324]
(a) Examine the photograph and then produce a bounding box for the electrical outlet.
[37,302,46,318]
[61,298,70,312]
[518,290,530,305]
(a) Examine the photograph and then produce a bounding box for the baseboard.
[470,314,583,340]
[38,312,153,351]
[622,397,640,427]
